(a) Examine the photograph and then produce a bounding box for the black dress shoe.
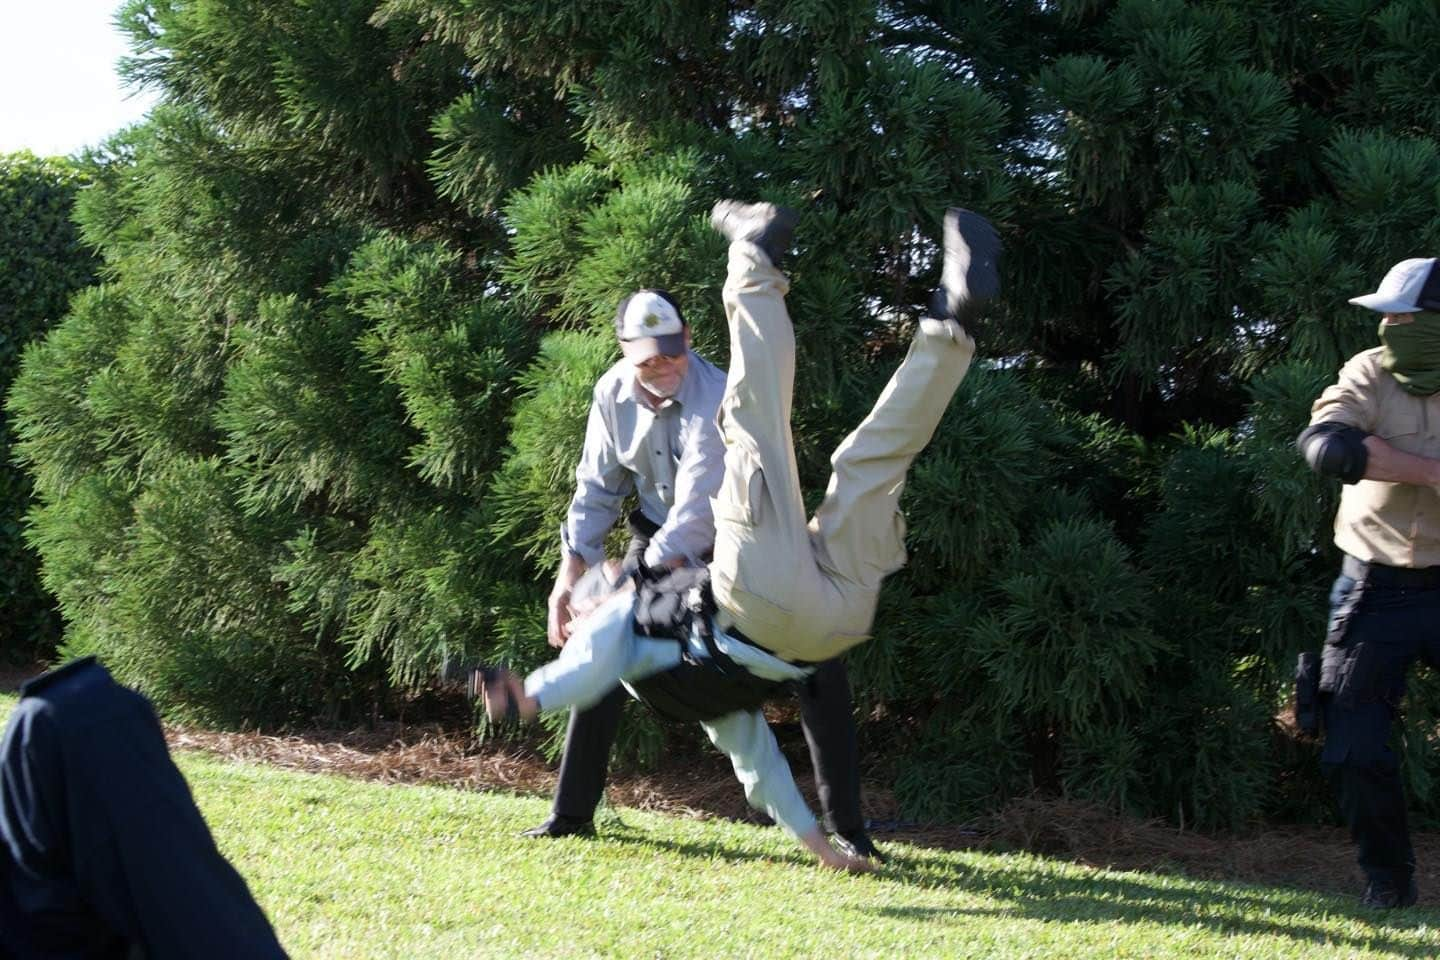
[928,207,1001,325]
[710,200,799,266]
[833,829,886,863]
[1361,876,1418,909]
[521,814,596,839]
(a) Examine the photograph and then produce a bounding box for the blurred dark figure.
[0,657,288,959]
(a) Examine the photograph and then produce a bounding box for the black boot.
[521,814,597,839]
[1361,875,1418,909]
[833,828,886,863]
[928,207,1001,325]
[710,200,799,267]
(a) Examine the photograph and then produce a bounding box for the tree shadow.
[0,664,46,695]
[599,826,827,870]
[600,826,1436,955]
[864,854,1440,957]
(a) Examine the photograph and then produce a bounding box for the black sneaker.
[521,814,597,839]
[1361,876,1418,909]
[928,207,1001,325]
[709,200,799,266]
[833,828,886,863]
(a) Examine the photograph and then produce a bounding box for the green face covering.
[1378,312,1440,396]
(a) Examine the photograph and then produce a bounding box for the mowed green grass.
[2,695,1437,958]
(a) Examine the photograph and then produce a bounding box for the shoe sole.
[941,208,1001,318]
[710,200,799,255]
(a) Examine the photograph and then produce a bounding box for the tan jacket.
[1309,347,1440,567]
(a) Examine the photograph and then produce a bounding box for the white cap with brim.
[1349,257,1440,313]
[616,290,686,362]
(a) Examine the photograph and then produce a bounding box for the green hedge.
[0,152,96,661]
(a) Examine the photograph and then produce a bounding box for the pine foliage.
[7,0,1440,826]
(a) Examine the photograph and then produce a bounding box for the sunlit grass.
[2,694,1436,957]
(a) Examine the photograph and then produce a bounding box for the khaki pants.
[709,241,975,662]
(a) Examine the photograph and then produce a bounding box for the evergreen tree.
[8,0,1440,827]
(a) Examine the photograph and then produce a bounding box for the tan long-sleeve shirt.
[1309,347,1440,568]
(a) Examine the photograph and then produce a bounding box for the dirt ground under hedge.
[3,665,1435,906]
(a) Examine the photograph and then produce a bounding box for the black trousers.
[551,657,865,834]
[1319,567,1440,891]
[0,658,288,960]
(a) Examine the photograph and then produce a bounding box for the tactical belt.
[712,612,760,654]
[626,569,794,722]
[711,611,821,667]
[1341,554,1440,589]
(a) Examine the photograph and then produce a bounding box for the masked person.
[0,658,289,958]
[1296,256,1440,910]
[480,200,999,870]
[528,284,881,861]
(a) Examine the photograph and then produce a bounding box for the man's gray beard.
[637,374,680,399]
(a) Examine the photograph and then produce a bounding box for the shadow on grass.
[0,664,45,694]
[601,826,855,872]
[865,855,1439,957]
[596,825,1434,955]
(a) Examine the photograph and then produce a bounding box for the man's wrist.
[553,554,588,597]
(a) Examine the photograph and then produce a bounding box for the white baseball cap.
[1348,257,1440,313]
[614,289,686,362]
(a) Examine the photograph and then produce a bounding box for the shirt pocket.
[1422,398,1440,458]
[1375,403,1423,454]
[711,449,766,528]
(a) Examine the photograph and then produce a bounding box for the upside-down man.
[483,200,1000,870]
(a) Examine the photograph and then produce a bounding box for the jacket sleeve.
[1299,354,1381,484]
[560,389,634,566]
[1308,354,1380,433]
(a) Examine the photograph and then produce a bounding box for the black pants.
[551,657,864,833]
[0,658,288,960]
[1319,567,1440,891]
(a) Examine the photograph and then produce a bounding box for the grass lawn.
[2,696,1438,957]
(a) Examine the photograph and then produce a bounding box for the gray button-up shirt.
[560,350,727,569]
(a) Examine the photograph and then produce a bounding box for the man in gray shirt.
[550,288,727,621]
[528,287,880,862]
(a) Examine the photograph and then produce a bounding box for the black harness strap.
[626,566,793,722]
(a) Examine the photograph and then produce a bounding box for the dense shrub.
[0,152,97,661]
[7,0,1440,825]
